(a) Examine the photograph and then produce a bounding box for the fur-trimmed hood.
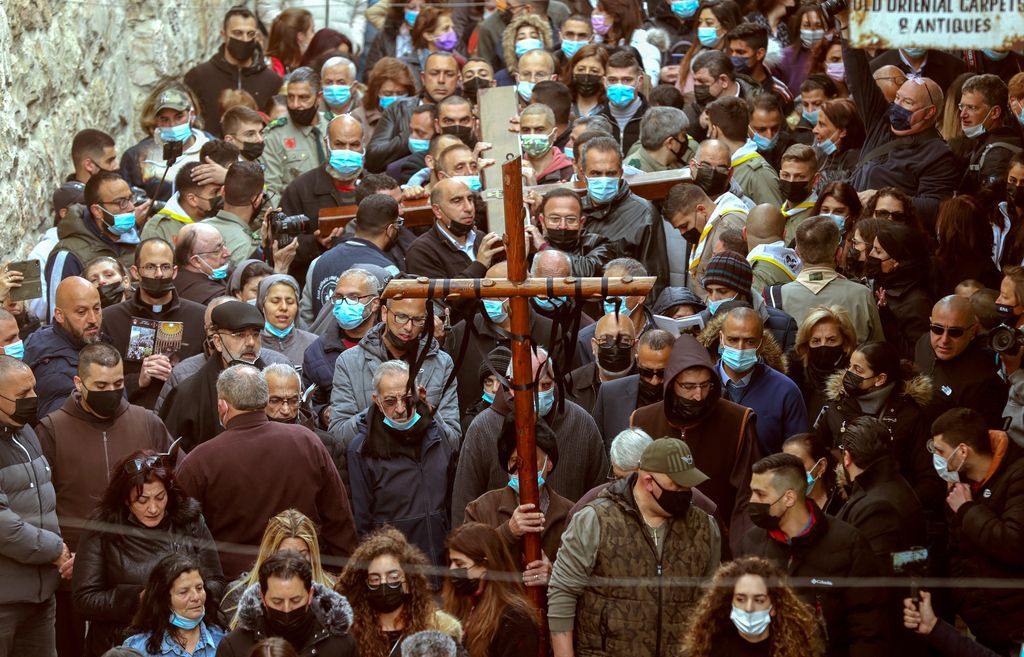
[696,312,788,374]
[824,371,933,407]
[235,582,353,638]
[501,15,553,74]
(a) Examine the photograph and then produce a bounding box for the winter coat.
[154,348,292,414]
[591,373,640,450]
[739,501,889,657]
[328,322,461,444]
[452,392,608,525]
[465,484,571,562]
[785,349,849,425]
[45,205,137,286]
[0,424,63,605]
[301,326,357,423]
[564,361,603,416]
[959,127,1024,209]
[820,372,946,513]
[598,95,650,157]
[184,46,282,137]
[175,411,357,580]
[72,497,225,657]
[404,223,490,323]
[36,392,172,550]
[308,237,399,320]
[876,263,934,361]
[24,323,90,422]
[776,266,885,344]
[102,288,207,409]
[216,583,357,657]
[535,229,616,278]
[347,405,455,565]
[948,431,1024,652]
[580,178,668,298]
[534,147,575,183]
[260,326,319,371]
[366,97,418,174]
[702,294,799,354]
[628,335,762,554]
[173,267,229,307]
[914,334,1007,429]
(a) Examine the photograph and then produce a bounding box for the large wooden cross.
[381,157,655,610]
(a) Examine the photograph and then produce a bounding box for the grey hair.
[401,630,457,657]
[286,66,321,95]
[506,346,551,377]
[321,56,357,80]
[338,267,382,294]
[609,428,653,470]
[262,363,302,389]
[573,114,615,136]
[521,103,555,128]
[639,106,689,151]
[529,249,572,276]
[216,364,269,411]
[372,359,411,391]
[605,257,647,277]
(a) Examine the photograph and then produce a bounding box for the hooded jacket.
[217,583,357,657]
[35,391,172,550]
[629,335,761,554]
[0,423,63,605]
[327,322,460,444]
[183,46,282,137]
[821,371,945,512]
[534,147,574,184]
[46,204,137,293]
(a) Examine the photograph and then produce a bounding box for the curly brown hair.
[336,527,439,657]
[683,557,824,657]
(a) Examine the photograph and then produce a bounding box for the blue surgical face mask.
[159,121,191,143]
[483,299,508,322]
[408,137,431,153]
[516,80,536,102]
[508,457,548,492]
[329,149,364,177]
[606,83,636,108]
[707,295,736,315]
[602,296,633,317]
[719,344,759,373]
[1015,102,1024,127]
[515,38,545,58]
[671,0,699,18]
[453,175,482,192]
[482,390,495,404]
[561,39,588,58]
[264,321,293,339]
[534,297,565,312]
[563,146,574,160]
[697,26,720,47]
[100,207,137,236]
[731,606,771,636]
[323,84,352,108]
[379,95,409,111]
[197,255,228,280]
[536,388,555,416]
[383,410,421,431]
[334,298,370,330]
[805,470,816,495]
[751,131,778,152]
[982,49,1009,61]
[405,9,419,25]
[169,611,204,630]
[802,109,819,126]
[587,176,619,204]
[815,137,837,155]
[826,213,846,232]
[3,340,24,361]
[902,47,927,59]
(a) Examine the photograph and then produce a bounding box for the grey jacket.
[153,348,292,413]
[260,327,319,371]
[328,323,460,444]
[1003,368,1024,448]
[0,425,63,605]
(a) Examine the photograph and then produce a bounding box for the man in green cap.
[548,438,721,657]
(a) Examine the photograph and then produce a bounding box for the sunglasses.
[929,323,973,338]
[123,455,167,475]
[638,366,665,380]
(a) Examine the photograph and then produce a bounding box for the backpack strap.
[762,284,785,311]
[969,141,1023,173]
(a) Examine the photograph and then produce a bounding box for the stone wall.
[0,0,234,258]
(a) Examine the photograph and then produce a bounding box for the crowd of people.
[2,0,1024,656]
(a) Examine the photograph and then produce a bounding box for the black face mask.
[289,105,319,127]
[83,388,122,418]
[693,166,730,198]
[779,179,813,204]
[864,255,884,279]
[449,568,481,596]
[807,345,846,371]
[693,84,715,107]
[139,276,175,297]
[446,218,475,238]
[241,141,265,161]
[386,329,417,354]
[573,73,602,97]
[748,499,782,530]
[652,478,692,517]
[98,281,125,308]
[997,303,1022,326]
[670,393,711,424]
[682,227,701,244]
[264,603,315,646]
[366,585,407,613]
[461,77,489,104]
[226,37,258,62]
[0,394,38,427]
[597,343,633,373]
[842,370,873,397]
[637,377,663,406]
[546,228,581,251]
[1008,183,1024,209]
[204,196,224,219]
[441,125,476,147]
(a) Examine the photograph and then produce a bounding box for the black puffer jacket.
[71,497,225,657]
[739,501,889,657]
[184,46,282,137]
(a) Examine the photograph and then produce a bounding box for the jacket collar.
[224,410,271,432]
[128,286,182,315]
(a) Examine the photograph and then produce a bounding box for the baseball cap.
[156,88,192,112]
[639,438,709,487]
[211,300,264,332]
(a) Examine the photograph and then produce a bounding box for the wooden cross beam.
[381,157,655,614]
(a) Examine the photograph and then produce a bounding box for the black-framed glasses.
[100,197,134,211]
[929,323,973,338]
[695,161,730,175]
[595,338,634,349]
[380,394,414,410]
[638,366,665,380]
[124,455,167,474]
[391,312,427,327]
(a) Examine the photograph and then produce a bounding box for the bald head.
[745,204,787,248]
[695,139,732,169]
[595,312,636,339]
[930,294,978,361]
[892,76,943,135]
[327,115,364,169]
[874,65,908,103]
[54,277,102,344]
[486,261,508,279]
[531,250,571,277]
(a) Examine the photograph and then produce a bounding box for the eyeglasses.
[595,338,634,349]
[544,214,582,228]
[873,209,906,222]
[367,571,405,589]
[390,311,427,327]
[194,243,227,257]
[929,323,974,338]
[124,455,167,474]
[380,394,414,410]
[957,102,988,113]
[220,329,261,340]
[638,366,665,380]
[675,381,715,392]
[101,197,134,212]
[695,162,731,175]
[268,396,300,408]
[139,263,174,275]
[336,292,377,304]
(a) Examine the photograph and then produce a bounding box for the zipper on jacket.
[12,433,47,601]
[102,432,111,482]
[655,560,664,657]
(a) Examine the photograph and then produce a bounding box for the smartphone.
[892,547,929,573]
[7,260,41,302]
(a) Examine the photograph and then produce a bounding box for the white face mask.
[731,605,772,636]
[932,449,963,484]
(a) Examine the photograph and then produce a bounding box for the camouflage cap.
[156,88,192,112]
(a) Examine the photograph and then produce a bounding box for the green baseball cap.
[639,438,709,487]
[156,88,192,112]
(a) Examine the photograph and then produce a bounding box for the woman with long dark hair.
[564,44,609,119]
[677,0,743,94]
[683,556,824,657]
[589,0,662,82]
[337,527,462,656]
[266,8,315,76]
[72,450,225,657]
[868,222,934,359]
[775,2,828,92]
[443,523,539,657]
[931,195,1001,296]
[811,99,864,189]
[123,554,225,656]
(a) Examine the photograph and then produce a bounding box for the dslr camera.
[268,210,316,248]
[989,323,1024,354]
[820,0,848,28]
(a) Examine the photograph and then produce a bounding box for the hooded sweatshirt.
[630,334,762,554]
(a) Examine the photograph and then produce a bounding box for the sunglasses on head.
[929,323,973,338]
[123,455,168,475]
